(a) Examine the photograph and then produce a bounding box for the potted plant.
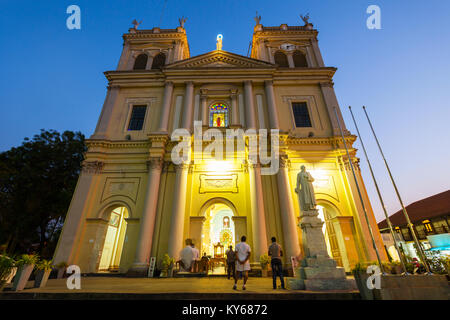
[55,261,68,279]
[12,254,38,291]
[389,261,403,274]
[160,254,175,278]
[352,262,381,300]
[0,255,15,291]
[259,254,270,277]
[34,259,53,288]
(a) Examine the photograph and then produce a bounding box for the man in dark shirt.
[225,245,236,280]
[268,237,285,289]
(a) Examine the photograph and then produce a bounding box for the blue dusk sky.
[1,0,449,222]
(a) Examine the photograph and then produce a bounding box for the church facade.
[53,20,387,275]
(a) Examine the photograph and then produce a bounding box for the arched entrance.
[201,203,235,257]
[99,206,129,271]
[317,203,344,267]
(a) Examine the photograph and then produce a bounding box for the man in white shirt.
[179,239,194,272]
[190,242,200,272]
[233,235,251,290]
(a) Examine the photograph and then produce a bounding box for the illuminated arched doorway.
[201,203,235,257]
[99,206,129,272]
[317,204,343,267]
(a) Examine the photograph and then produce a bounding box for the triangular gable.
[165,51,274,69]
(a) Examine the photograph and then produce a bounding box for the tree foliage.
[0,129,86,258]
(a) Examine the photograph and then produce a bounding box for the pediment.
[165,51,274,69]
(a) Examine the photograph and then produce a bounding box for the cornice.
[165,50,274,69]
[86,139,151,149]
[286,135,357,146]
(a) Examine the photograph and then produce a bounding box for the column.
[117,42,130,70]
[181,81,194,131]
[276,159,301,260]
[311,38,325,67]
[189,217,205,254]
[201,90,208,127]
[232,216,247,244]
[167,163,190,259]
[264,80,280,129]
[92,86,120,139]
[244,80,256,129]
[305,46,315,67]
[129,158,163,274]
[145,54,154,70]
[231,92,239,127]
[157,81,174,132]
[319,82,347,136]
[53,161,104,265]
[268,47,275,64]
[286,52,295,68]
[249,163,268,261]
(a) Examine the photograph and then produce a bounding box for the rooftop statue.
[254,11,261,25]
[178,16,187,28]
[299,13,310,25]
[216,34,223,51]
[132,19,142,30]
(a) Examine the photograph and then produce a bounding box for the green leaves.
[36,259,53,271]
[0,129,86,257]
[17,254,39,266]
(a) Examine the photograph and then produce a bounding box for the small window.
[209,103,228,127]
[422,220,433,233]
[274,51,289,68]
[127,105,147,131]
[151,53,166,69]
[292,102,312,127]
[293,50,308,67]
[133,54,148,70]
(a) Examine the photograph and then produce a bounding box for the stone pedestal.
[288,209,355,291]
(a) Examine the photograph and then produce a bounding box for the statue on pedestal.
[288,165,355,291]
[295,165,317,211]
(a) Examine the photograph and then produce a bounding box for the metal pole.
[348,106,408,274]
[333,107,385,273]
[362,106,431,274]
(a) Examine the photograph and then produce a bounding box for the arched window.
[274,51,289,67]
[151,53,166,69]
[209,103,228,127]
[293,50,308,67]
[133,54,148,70]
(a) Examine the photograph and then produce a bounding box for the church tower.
[53,17,387,276]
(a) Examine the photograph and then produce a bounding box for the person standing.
[268,237,285,289]
[225,245,236,280]
[233,236,251,290]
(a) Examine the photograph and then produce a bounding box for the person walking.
[225,245,236,280]
[268,237,285,289]
[233,236,251,290]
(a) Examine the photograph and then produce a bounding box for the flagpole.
[333,107,384,273]
[362,106,431,274]
[348,106,408,274]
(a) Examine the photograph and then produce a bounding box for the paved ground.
[0,276,361,300]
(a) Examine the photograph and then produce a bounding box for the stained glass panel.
[209,103,228,127]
